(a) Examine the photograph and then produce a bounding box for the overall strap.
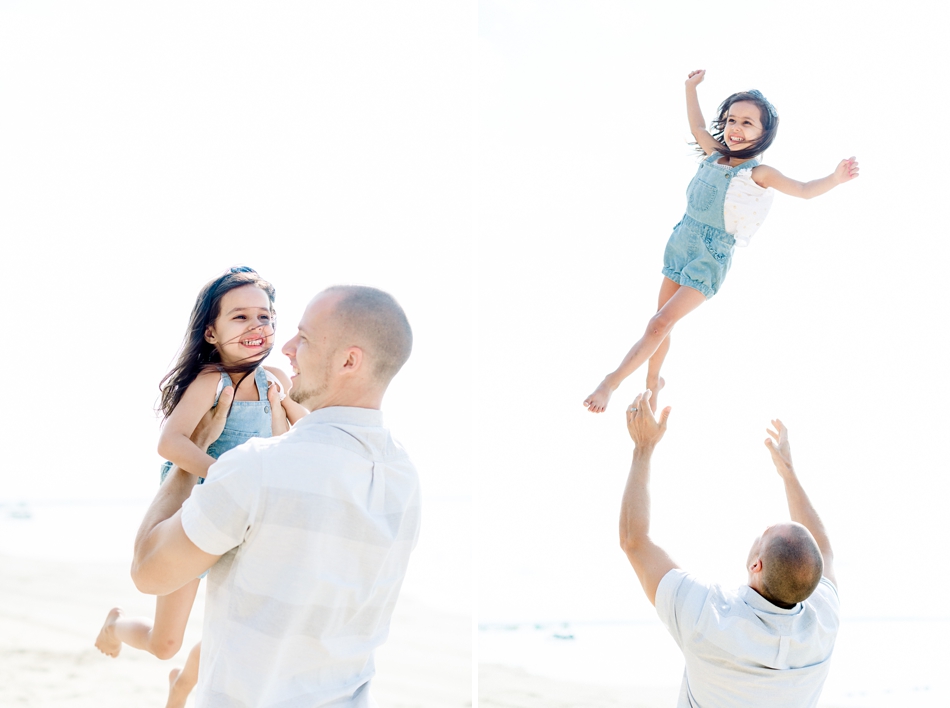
[253,366,270,401]
[731,157,759,173]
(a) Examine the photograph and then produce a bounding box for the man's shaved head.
[322,285,412,385]
[760,524,824,607]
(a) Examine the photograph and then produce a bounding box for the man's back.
[656,569,839,708]
[182,406,421,707]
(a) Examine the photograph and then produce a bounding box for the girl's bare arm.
[752,158,859,199]
[264,366,308,424]
[685,70,721,156]
[157,371,222,477]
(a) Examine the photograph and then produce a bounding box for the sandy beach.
[0,554,470,707]
[479,664,673,708]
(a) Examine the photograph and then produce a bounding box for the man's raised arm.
[619,390,679,606]
[765,419,837,587]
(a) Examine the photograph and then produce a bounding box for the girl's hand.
[685,69,705,87]
[833,156,859,184]
[268,382,290,436]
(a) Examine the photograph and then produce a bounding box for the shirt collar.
[294,405,384,429]
[738,584,802,616]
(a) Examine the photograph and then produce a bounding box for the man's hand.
[764,418,836,585]
[620,389,678,606]
[192,385,233,453]
[765,419,795,479]
[626,390,671,452]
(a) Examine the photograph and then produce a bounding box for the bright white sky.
[0,2,474,611]
[1,0,948,665]
[478,0,949,627]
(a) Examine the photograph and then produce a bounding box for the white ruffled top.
[723,167,774,247]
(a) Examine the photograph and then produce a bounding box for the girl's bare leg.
[645,336,670,413]
[645,278,683,412]
[95,578,200,661]
[584,281,706,413]
[166,641,201,708]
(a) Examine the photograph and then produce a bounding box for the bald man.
[619,390,838,708]
[131,285,420,708]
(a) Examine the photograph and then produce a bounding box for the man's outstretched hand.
[765,419,795,480]
[626,390,671,452]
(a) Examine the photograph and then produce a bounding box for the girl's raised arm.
[264,366,308,425]
[157,370,223,478]
[685,70,721,156]
[752,158,859,199]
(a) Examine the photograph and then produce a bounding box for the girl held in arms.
[95,266,306,708]
[584,69,859,414]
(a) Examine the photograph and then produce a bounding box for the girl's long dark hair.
[159,266,276,419]
[694,89,780,161]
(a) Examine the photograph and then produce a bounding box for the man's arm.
[765,419,837,586]
[130,387,233,596]
[619,390,678,606]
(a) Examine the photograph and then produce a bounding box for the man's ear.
[341,346,364,372]
[749,558,763,574]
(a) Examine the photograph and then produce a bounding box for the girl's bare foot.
[165,668,191,708]
[583,380,615,413]
[645,377,665,413]
[94,607,124,657]
[166,642,200,708]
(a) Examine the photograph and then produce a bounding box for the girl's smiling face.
[204,284,275,364]
[724,100,764,150]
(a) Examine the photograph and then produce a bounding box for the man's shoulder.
[805,577,840,616]
[656,569,721,626]
[288,414,414,465]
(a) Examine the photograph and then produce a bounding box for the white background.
[478,0,949,625]
[0,2,474,613]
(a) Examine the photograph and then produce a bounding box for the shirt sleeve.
[180,443,262,556]
[655,569,711,649]
[810,577,841,618]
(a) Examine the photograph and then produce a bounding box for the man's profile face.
[282,292,342,411]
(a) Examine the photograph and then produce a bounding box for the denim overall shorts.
[160,366,274,484]
[661,152,760,298]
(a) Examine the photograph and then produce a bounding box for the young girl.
[583,69,859,414]
[94,266,306,706]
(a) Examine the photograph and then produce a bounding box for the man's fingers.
[658,406,672,429]
[217,386,234,408]
[638,390,659,423]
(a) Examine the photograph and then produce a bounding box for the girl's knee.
[647,312,675,337]
[150,634,183,661]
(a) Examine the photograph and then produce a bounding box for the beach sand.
[0,554,470,707]
[479,664,673,708]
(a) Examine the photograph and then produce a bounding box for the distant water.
[0,499,147,563]
[0,495,471,616]
[479,619,950,707]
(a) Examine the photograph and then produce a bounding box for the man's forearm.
[133,426,216,572]
[783,473,832,556]
[133,466,198,568]
[619,446,653,551]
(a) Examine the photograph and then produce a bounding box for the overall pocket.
[702,232,735,264]
[687,175,718,212]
